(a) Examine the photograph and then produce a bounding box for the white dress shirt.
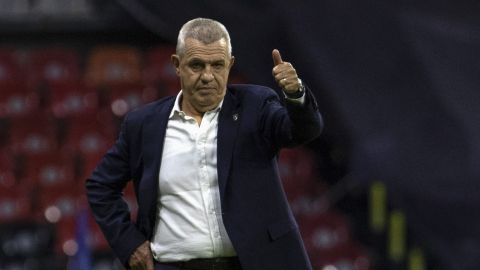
[150,91,236,262]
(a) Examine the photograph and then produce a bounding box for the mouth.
[197,87,216,93]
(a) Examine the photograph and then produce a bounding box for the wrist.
[284,79,305,99]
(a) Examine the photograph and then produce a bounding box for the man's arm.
[85,113,147,267]
[261,49,323,149]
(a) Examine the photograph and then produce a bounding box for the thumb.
[272,49,283,66]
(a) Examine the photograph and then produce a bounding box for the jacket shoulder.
[125,95,175,122]
[228,84,280,100]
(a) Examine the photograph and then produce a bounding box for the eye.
[189,61,203,71]
[212,62,225,70]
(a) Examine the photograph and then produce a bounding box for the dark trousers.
[154,257,242,270]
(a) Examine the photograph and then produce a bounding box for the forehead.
[182,38,229,61]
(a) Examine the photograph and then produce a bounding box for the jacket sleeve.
[85,113,146,267]
[259,85,323,151]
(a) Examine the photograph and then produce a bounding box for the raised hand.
[272,49,303,94]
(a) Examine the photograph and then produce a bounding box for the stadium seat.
[0,167,15,190]
[143,45,176,84]
[26,48,81,87]
[84,46,143,87]
[289,195,330,218]
[310,242,371,270]
[35,184,81,224]
[62,116,116,179]
[298,210,351,252]
[279,148,324,201]
[0,152,16,189]
[0,84,40,118]
[54,217,76,255]
[108,83,156,117]
[143,45,179,97]
[0,49,22,85]
[7,115,58,156]
[0,186,32,222]
[48,82,99,118]
[20,152,76,188]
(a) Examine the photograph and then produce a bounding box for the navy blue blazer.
[86,84,323,270]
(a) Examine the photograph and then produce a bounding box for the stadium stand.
[0,44,372,270]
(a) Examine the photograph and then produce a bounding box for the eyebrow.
[188,57,226,64]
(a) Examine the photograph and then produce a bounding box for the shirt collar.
[169,90,224,119]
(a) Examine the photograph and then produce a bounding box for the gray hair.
[176,18,232,57]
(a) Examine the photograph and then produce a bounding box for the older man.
[86,18,323,270]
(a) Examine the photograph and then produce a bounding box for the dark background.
[1,0,480,269]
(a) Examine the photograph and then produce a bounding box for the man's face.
[172,38,234,114]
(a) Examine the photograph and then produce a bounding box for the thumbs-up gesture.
[272,49,303,94]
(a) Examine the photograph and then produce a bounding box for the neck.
[180,95,205,125]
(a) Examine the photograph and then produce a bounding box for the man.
[86,18,323,270]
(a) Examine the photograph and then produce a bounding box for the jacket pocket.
[267,220,298,241]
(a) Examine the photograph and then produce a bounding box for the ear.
[171,55,181,76]
[228,56,235,69]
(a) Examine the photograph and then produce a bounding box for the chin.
[198,97,221,109]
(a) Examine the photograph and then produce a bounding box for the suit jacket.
[86,84,323,270]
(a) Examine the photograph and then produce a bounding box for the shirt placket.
[197,112,222,256]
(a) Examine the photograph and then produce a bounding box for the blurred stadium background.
[1,1,479,270]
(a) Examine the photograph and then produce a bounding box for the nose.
[200,65,214,83]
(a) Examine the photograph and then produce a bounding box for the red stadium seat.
[0,167,15,190]
[299,210,372,270]
[310,242,372,270]
[0,84,40,118]
[54,217,77,255]
[20,152,76,188]
[0,49,54,118]
[298,210,351,252]
[48,82,99,118]
[63,117,115,154]
[0,49,22,85]
[0,186,32,222]
[143,45,179,97]
[0,152,16,189]
[108,83,157,117]
[289,195,330,218]
[7,115,59,156]
[36,184,81,223]
[26,48,81,87]
[279,148,323,201]
[84,46,143,87]
[62,116,116,178]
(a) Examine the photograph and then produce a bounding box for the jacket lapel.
[217,89,240,203]
[142,98,175,231]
